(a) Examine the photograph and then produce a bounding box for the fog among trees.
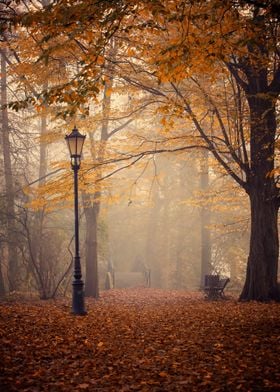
[0,0,279,302]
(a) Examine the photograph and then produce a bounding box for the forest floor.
[0,288,279,392]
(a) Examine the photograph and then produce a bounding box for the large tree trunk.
[1,49,19,291]
[240,92,280,301]
[240,191,279,301]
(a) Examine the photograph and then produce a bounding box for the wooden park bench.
[204,275,230,300]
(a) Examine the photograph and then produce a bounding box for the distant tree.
[199,150,211,287]
[1,49,20,291]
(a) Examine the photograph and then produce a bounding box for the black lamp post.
[65,126,87,315]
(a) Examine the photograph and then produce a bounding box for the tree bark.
[83,50,115,297]
[84,201,99,298]
[1,49,19,291]
[0,251,5,296]
[240,92,280,301]
[30,109,48,298]
[37,110,49,297]
[145,183,161,288]
[200,150,211,287]
[240,190,279,301]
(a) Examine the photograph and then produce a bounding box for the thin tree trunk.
[83,53,114,297]
[1,49,19,291]
[174,162,186,289]
[0,252,5,296]
[35,109,48,298]
[145,182,162,288]
[83,194,99,298]
[200,150,211,287]
[161,169,172,289]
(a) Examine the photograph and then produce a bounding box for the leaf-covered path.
[0,289,279,391]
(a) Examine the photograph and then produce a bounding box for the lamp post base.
[72,279,87,315]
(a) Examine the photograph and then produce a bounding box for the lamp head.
[65,126,86,168]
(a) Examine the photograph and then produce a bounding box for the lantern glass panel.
[76,135,85,156]
[65,127,86,158]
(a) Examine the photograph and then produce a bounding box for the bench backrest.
[205,275,220,287]
[204,275,230,289]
